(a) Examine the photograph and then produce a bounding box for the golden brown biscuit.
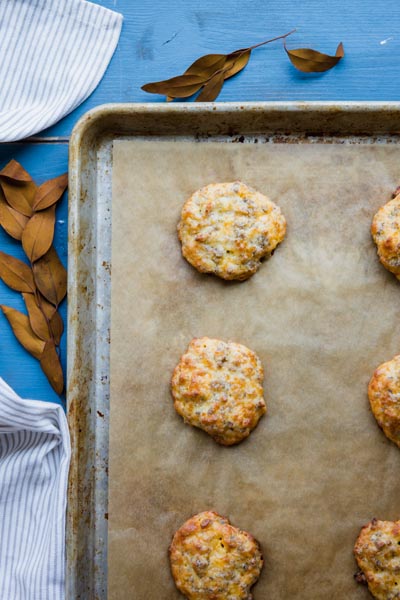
[170,511,263,600]
[171,337,266,446]
[354,518,400,599]
[371,194,400,281]
[178,181,286,281]
[368,354,400,448]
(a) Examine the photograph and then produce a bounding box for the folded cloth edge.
[0,377,70,441]
[0,0,123,142]
[0,376,71,600]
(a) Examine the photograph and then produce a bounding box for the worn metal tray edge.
[68,109,113,600]
[67,101,400,600]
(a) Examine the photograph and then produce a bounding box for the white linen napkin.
[0,378,71,600]
[0,0,123,142]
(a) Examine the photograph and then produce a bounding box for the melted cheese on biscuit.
[178,181,286,281]
[371,194,400,280]
[170,511,263,600]
[354,518,400,600]
[368,354,400,448]
[171,337,266,446]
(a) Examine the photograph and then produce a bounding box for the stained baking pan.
[67,102,400,600]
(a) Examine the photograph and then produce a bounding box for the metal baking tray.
[67,102,400,599]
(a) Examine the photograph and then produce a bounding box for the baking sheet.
[109,139,400,599]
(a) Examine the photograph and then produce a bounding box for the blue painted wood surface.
[42,0,400,138]
[1,0,400,404]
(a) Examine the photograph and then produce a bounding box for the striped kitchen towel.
[0,378,71,600]
[0,0,123,142]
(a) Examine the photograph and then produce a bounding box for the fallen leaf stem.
[206,29,298,84]
[246,29,297,51]
[198,30,298,84]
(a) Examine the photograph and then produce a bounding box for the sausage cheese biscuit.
[371,193,400,281]
[368,354,400,448]
[354,518,400,599]
[169,511,263,600]
[171,337,266,446]
[178,181,286,281]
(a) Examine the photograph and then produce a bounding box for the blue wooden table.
[1,0,399,405]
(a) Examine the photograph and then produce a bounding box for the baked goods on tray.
[371,193,400,281]
[171,337,266,446]
[354,518,400,599]
[178,181,286,281]
[368,354,400,449]
[169,511,263,600]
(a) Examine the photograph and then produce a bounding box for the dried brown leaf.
[40,340,64,394]
[33,173,68,211]
[142,52,248,100]
[0,251,35,292]
[1,305,45,359]
[141,74,206,98]
[142,30,296,101]
[184,53,227,78]
[33,246,67,307]
[22,205,55,263]
[50,311,64,345]
[38,293,57,319]
[0,179,36,217]
[144,54,227,100]
[196,71,225,102]
[22,293,51,341]
[223,49,252,79]
[194,48,252,100]
[0,160,32,183]
[285,41,344,73]
[0,190,29,240]
[22,293,64,346]
[142,53,246,101]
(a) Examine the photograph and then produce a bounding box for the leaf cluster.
[142,31,344,102]
[0,160,67,394]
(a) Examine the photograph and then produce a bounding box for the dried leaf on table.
[142,29,296,101]
[0,159,32,183]
[142,74,207,98]
[0,190,29,240]
[49,310,64,345]
[183,53,227,78]
[38,293,57,319]
[33,246,67,307]
[22,293,51,341]
[195,71,225,102]
[40,340,64,394]
[0,251,35,293]
[0,305,45,359]
[0,178,36,217]
[144,54,226,100]
[142,52,247,101]
[33,173,68,211]
[22,205,55,263]
[0,159,67,396]
[223,48,252,79]
[285,41,344,72]
[193,49,252,101]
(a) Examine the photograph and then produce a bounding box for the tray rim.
[69,100,400,142]
[70,99,400,124]
[67,101,400,600]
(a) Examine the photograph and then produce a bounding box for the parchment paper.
[109,140,400,599]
